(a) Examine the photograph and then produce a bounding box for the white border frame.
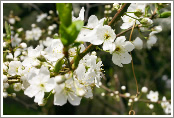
[1,1,173,117]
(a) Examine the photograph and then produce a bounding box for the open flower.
[54,78,81,106]
[112,36,134,67]
[147,90,159,102]
[8,61,23,76]
[24,66,54,104]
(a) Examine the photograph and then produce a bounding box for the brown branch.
[108,3,131,26]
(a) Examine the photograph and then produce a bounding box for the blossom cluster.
[3,3,171,115]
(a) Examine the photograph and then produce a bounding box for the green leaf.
[59,20,84,46]
[5,21,11,40]
[56,3,72,27]
[159,11,171,18]
[54,58,64,73]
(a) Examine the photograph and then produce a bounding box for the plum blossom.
[147,90,159,102]
[25,27,42,40]
[8,61,23,76]
[44,39,64,62]
[112,36,134,67]
[54,78,81,106]
[24,66,54,104]
[161,96,171,114]
[120,14,136,29]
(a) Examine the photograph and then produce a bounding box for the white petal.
[45,79,54,92]
[103,41,115,51]
[115,36,126,44]
[24,85,40,98]
[79,7,85,21]
[34,90,44,103]
[67,93,81,106]
[124,41,135,52]
[120,52,132,64]
[112,53,123,67]
[87,15,99,28]
[120,22,132,29]
[54,92,67,106]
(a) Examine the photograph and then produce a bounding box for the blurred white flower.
[161,96,171,114]
[8,61,23,76]
[8,18,16,24]
[147,90,159,102]
[72,7,85,21]
[37,13,47,22]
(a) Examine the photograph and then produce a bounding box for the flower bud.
[13,83,22,92]
[20,43,27,48]
[133,37,143,50]
[3,83,9,89]
[11,93,16,97]
[134,9,143,17]
[113,3,120,10]
[3,75,8,83]
[121,85,126,90]
[140,18,153,26]
[54,75,65,84]
[3,92,8,98]
[141,86,148,93]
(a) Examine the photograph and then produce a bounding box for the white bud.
[20,43,27,48]
[114,91,119,94]
[3,42,8,48]
[13,83,22,92]
[128,102,131,106]
[76,88,86,97]
[141,86,148,93]
[133,37,143,50]
[47,16,52,20]
[31,24,36,28]
[101,92,105,96]
[48,26,54,31]
[17,28,23,32]
[3,92,8,98]
[121,86,126,90]
[54,76,65,84]
[22,51,27,55]
[14,57,18,61]
[110,93,114,96]
[8,18,16,24]
[125,93,130,97]
[113,3,120,10]
[3,75,8,83]
[91,51,96,56]
[3,83,9,89]
[148,104,154,109]
[129,99,133,103]
[49,10,53,14]
[134,97,138,102]
[52,24,57,28]
[11,93,16,97]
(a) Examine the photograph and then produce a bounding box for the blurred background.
[3,3,171,115]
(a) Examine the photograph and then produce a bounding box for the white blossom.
[112,36,134,67]
[24,66,54,104]
[8,61,23,76]
[147,90,159,102]
[72,7,85,21]
[8,18,16,24]
[37,13,47,22]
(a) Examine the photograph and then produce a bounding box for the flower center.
[40,83,45,88]
[104,32,111,40]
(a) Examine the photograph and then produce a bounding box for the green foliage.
[5,21,11,40]
[56,3,84,46]
[56,3,72,27]
[159,11,171,18]
[54,58,64,73]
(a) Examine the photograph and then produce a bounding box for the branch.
[108,3,131,26]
